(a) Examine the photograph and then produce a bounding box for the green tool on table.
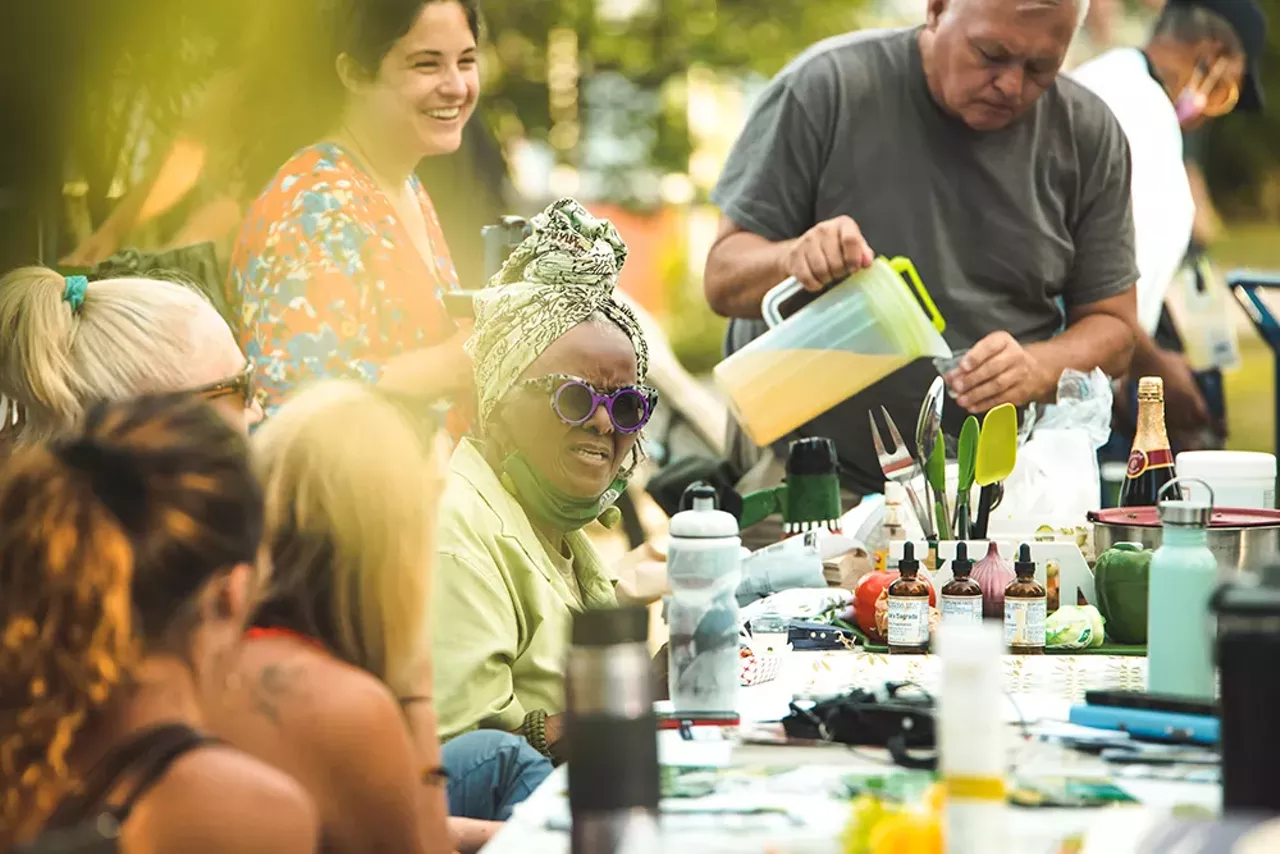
[955,416,979,539]
[926,426,948,538]
[973,403,1018,540]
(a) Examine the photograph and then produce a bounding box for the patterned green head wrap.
[468,198,649,425]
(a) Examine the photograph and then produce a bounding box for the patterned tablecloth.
[482,651,1216,854]
[789,650,1148,705]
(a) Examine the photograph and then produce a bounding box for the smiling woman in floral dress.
[226,0,480,422]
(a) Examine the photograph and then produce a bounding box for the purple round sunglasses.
[518,373,658,433]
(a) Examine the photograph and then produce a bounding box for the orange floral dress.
[226,143,462,417]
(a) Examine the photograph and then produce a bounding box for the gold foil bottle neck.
[1137,376,1164,401]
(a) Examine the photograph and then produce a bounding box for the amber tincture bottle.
[1004,544,1046,655]
[941,542,983,626]
[888,542,931,655]
[1119,376,1181,507]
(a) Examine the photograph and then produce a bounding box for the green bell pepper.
[1093,542,1153,645]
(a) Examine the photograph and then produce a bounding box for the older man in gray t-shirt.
[706,0,1140,499]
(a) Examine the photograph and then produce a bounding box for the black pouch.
[787,620,856,651]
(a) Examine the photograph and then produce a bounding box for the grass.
[1213,224,1280,454]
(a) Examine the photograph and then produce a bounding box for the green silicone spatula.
[955,416,979,539]
[926,425,948,538]
[973,403,1018,540]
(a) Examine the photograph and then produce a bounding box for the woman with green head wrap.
[432,199,656,761]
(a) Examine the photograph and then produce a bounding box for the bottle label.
[887,596,930,645]
[1126,447,1174,479]
[1004,598,1047,647]
[941,594,984,625]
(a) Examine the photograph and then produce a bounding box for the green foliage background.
[1199,0,1280,217]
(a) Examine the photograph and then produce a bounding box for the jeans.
[441,730,553,821]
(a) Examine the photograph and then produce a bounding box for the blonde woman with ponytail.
[0,267,263,442]
[207,380,549,854]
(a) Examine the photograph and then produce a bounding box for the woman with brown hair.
[227,0,483,421]
[0,394,317,853]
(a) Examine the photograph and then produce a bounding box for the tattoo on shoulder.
[251,663,307,725]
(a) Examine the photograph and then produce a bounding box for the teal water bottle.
[1147,478,1218,699]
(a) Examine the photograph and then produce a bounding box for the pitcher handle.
[888,256,946,333]
[761,277,804,329]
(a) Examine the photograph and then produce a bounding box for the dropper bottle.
[941,542,983,626]
[887,542,931,655]
[1004,544,1046,655]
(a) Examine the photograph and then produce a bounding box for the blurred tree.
[59,0,871,250]
[478,0,869,205]
[67,0,243,227]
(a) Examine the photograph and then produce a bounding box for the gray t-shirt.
[712,26,1138,496]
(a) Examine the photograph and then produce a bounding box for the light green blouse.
[433,438,618,740]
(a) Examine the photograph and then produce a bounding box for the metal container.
[1089,506,1280,582]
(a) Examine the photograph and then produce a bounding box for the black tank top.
[14,723,218,854]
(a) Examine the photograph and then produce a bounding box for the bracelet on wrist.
[520,709,551,758]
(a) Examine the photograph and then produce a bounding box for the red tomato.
[853,568,937,643]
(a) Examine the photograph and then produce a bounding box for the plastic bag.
[1036,368,1114,449]
[992,370,1112,528]
[1177,258,1241,372]
[736,531,832,606]
[1045,605,1107,649]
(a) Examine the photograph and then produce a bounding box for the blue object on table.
[1068,704,1220,745]
[1229,270,1280,461]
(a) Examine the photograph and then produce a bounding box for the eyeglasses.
[517,374,657,434]
[191,361,258,409]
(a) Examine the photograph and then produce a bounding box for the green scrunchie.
[62,275,88,314]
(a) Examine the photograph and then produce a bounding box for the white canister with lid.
[1176,451,1276,509]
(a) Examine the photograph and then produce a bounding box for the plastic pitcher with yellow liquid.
[714,257,951,447]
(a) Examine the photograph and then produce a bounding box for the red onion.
[971,541,1015,619]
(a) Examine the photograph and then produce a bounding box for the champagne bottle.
[1119,377,1181,507]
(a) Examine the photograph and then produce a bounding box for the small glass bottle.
[941,542,984,626]
[1004,544,1046,655]
[750,600,789,655]
[888,542,931,655]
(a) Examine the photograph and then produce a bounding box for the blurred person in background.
[1065,0,1166,68]
[704,0,1140,512]
[434,200,657,758]
[0,267,263,446]
[226,0,481,420]
[209,381,549,854]
[59,0,506,298]
[1071,0,1265,444]
[58,1,315,273]
[0,395,316,853]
